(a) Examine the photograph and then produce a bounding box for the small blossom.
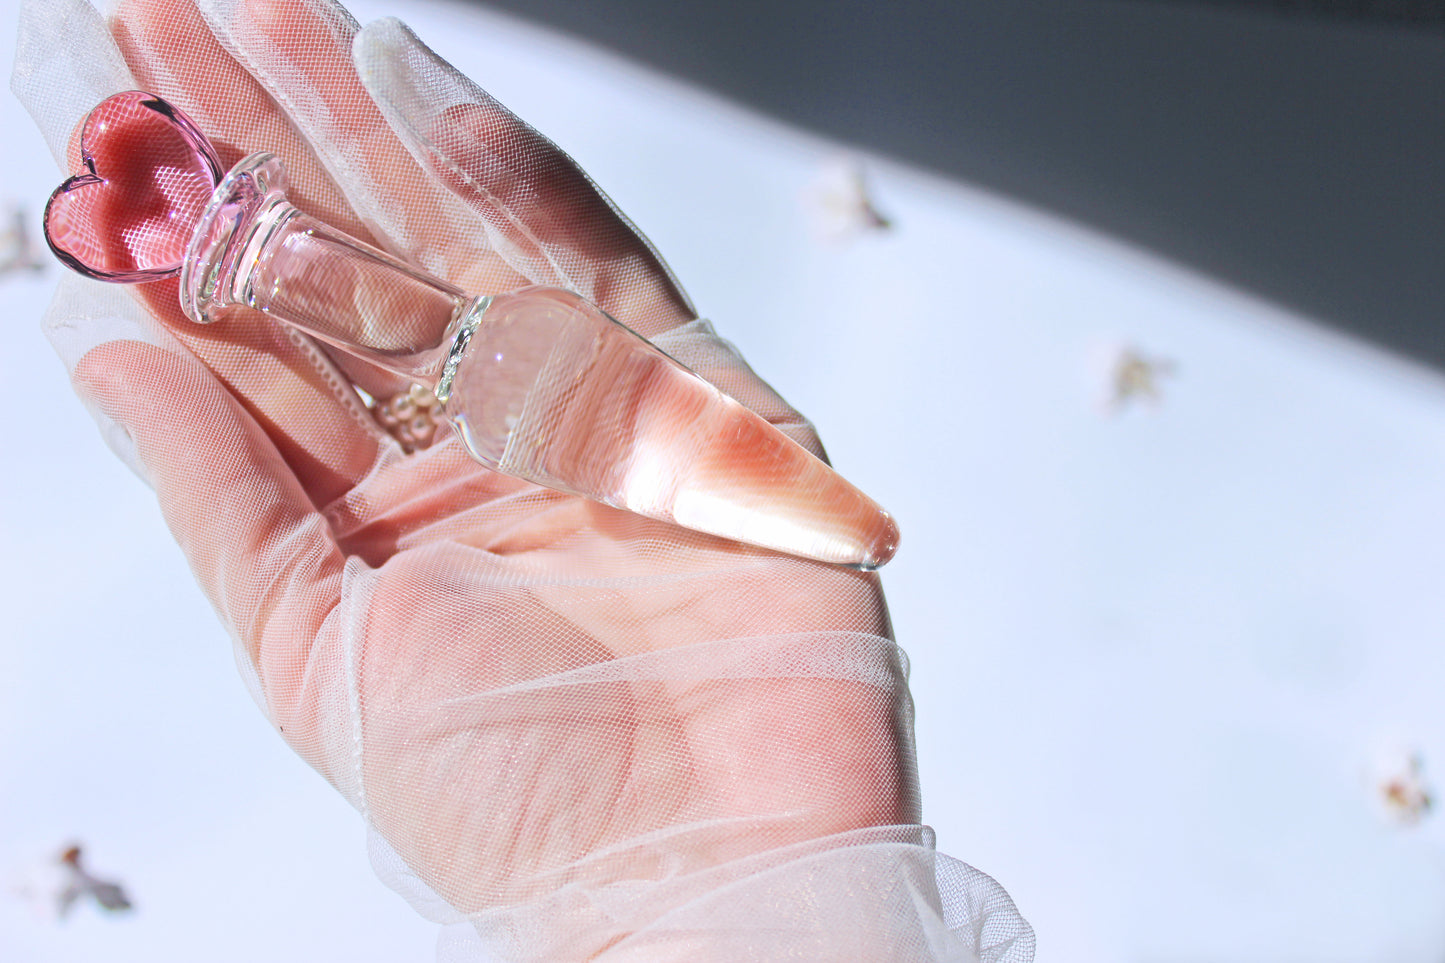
[1104,345,1176,412]
[1377,752,1433,826]
[806,159,893,240]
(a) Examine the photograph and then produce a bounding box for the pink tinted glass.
[43,91,223,282]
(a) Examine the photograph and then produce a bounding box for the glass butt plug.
[44,91,899,568]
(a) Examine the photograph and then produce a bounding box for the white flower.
[805,159,892,241]
[1091,343,1177,414]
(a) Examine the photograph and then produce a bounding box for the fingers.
[106,0,385,505]
[193,0,530,300]
[210,5,691,337]
[354,18,697,337]
[113,0,367,240]
[73,339,347,721]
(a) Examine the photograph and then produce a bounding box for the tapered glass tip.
[854,512,901,571]
[442,288,901,567]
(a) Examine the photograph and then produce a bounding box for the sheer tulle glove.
[13,0,1033,959]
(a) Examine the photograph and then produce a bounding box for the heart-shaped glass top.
[44,91,223,282]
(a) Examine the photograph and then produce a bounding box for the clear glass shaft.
[180,153,899,568]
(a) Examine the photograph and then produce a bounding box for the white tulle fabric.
[13,1,1034,960]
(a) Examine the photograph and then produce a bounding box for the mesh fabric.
[12,0,1035,959]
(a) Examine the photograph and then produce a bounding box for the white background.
[4,1,1445,960]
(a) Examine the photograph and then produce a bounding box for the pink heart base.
[44,91,224,282]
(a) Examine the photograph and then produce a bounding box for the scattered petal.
[11,844,135,920]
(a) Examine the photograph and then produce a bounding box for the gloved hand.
[13,0,1033,959]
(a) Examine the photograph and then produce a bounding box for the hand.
[32,0,933,957]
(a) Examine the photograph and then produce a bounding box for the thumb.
[72,336,346,738]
